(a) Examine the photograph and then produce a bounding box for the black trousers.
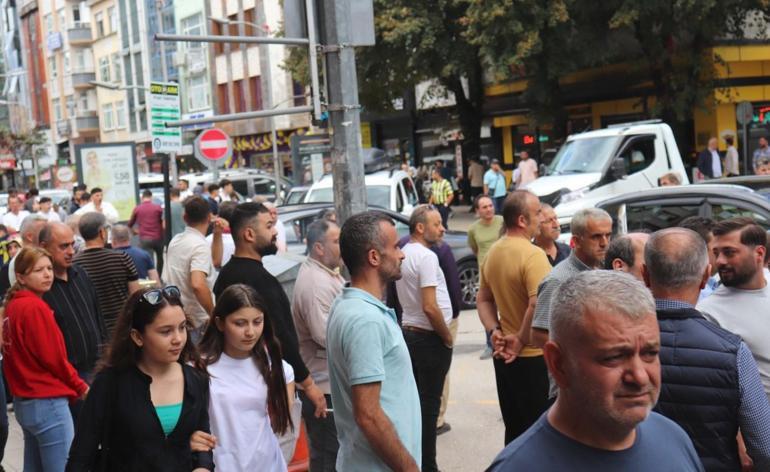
[299,391,339,472]
[492,355,550,445]
[403,329,453,472]
[140,238,164,276]
[437,205,451,229]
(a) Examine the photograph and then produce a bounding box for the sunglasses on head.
[141,286,181,306]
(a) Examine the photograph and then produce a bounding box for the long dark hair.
[99,287,201,373]
[198,284,292,435]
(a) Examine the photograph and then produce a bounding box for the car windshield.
[307,185,390,208]
[548,136,618,175]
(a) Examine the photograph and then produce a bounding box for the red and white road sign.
[195,128,232,162]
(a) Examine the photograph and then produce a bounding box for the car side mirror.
[539,163,547,177]
[611,157,627,180]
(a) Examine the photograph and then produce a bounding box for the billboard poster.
[74,142,138,221]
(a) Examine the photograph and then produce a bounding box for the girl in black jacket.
[66,286,214,472]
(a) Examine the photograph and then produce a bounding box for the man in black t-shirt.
[213,202,328,418]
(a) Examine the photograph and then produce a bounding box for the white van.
[524,120,689,231]
[304,169,420,216]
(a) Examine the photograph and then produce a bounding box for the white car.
[303,169,420,216]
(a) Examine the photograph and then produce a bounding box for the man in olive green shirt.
[468,195,504,267]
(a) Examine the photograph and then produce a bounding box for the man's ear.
[611,258,626,272]
[700,264,711,290]
[367,248,381,268]
[544,341,568,389]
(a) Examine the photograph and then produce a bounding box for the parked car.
[276,203,479,309]
[282,185,309,205]
[180,168,293,203]
[525,120,690,230]
[304,169,420,217]
[595,184,770,236]
[697,175,770,200]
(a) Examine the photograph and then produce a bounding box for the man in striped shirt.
[73,212,140,334]
[429,168,454,229]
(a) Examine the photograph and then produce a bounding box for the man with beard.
[698,217,770,402]
[488,271,703,471]
[395,205,453,472]
[327,211,420,471]
[533,204,570,267]
[213,202,327,417]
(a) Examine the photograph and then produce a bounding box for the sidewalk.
[3,409,23,472]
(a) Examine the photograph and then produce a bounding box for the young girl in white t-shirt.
[190,284,295,472]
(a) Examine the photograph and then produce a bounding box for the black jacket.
[66,364,214,472]
[697,149,720,178]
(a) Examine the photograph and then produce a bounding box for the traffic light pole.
[321,0,367,223]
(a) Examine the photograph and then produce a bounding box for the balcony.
[67,22,93,45]
[57,119,71,137]
[74,111,99,132]
[71,69,96,89]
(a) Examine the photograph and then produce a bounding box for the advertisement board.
[74,142,138,221]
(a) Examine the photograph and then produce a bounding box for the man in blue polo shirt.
[483,159,507,214]
[327,211,421,471]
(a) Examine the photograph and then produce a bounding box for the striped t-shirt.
[431,179,453,205]
[73,247,139,334]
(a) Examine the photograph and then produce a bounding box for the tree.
[0,126,48,186]
[285,0,487,161]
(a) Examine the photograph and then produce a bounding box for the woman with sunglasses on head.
[66,286,214,472]
[190,284,294,472]
[3,247,88,472]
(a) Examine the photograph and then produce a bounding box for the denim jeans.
[13,396,74,472]
[403,329,452,472]
[299,391,339,472]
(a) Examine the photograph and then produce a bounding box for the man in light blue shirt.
[483,159,507,214]
[327,211,421,471]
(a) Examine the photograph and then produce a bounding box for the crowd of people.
[0,165,769,472]
[696,135,770,178]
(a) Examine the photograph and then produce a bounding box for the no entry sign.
[194,128,232,165]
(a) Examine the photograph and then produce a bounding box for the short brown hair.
[183,196,211,225]
[502,190,533,229]
[712,217,766,247]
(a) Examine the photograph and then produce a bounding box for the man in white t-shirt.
[36,197,61,222]
[395,205,453,472]
[697,217,770,402]
[2,196,30,233]
[75,187,119,224]
[515,151,538,188]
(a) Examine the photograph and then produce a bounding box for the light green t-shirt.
[467,215,504,267]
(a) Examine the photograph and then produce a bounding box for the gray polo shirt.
[533,253,592,331]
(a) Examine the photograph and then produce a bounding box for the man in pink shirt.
[128,189,164,274]
[516,151,539,188]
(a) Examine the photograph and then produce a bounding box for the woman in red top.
[3,247,88,472]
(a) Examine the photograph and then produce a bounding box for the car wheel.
[458,258,479,310]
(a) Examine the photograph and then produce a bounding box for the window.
[231,180,249,197]
[53,98,62,121]
[74,50,86,71]
[233,80,245,113]
[79,92,89,111]
[217,83,230,114]
[115,100,126,128]
[624,201,702,234]
[102,103,114,130]
[617,136,656,177]
[94,12,104,37]
[63,51,70,74]
[243,9,255,36]
[48,56,57,77]
[65,95,75,116]
[709,202,770,230]
[108,7,117,33]
[187,75,209,111]
[112,53,122,84]
[181,13,203,51]
[402,177,418,204]
[99,57,110,82]
[45,14,52,33]
[250,76,262,110]
[211,21,224,55]
[73,6,81,23]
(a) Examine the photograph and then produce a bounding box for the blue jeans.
[13,397,74,472]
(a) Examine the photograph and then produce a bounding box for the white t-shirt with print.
[208,353,295,472]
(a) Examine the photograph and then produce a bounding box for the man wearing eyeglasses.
[533,204,570,267]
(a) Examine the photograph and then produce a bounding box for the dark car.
[595,184,770,235]
[697,175,770,200]
[277,203,479,309]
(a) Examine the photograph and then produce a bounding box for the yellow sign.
[361,122,372,148]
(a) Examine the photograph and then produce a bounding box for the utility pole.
[320,0,367,223]
[155,0,178,186]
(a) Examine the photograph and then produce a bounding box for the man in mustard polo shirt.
[477,190,552,445]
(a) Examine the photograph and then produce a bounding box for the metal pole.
[256,0,281,202]
[305,0,323,120]
[154,0,178,187]
[155,33,309,46]
[162,153,172,245]
[163,106,313,127]
[270,118,281,201]
[743,122,749,174]
[322,0,367,223]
